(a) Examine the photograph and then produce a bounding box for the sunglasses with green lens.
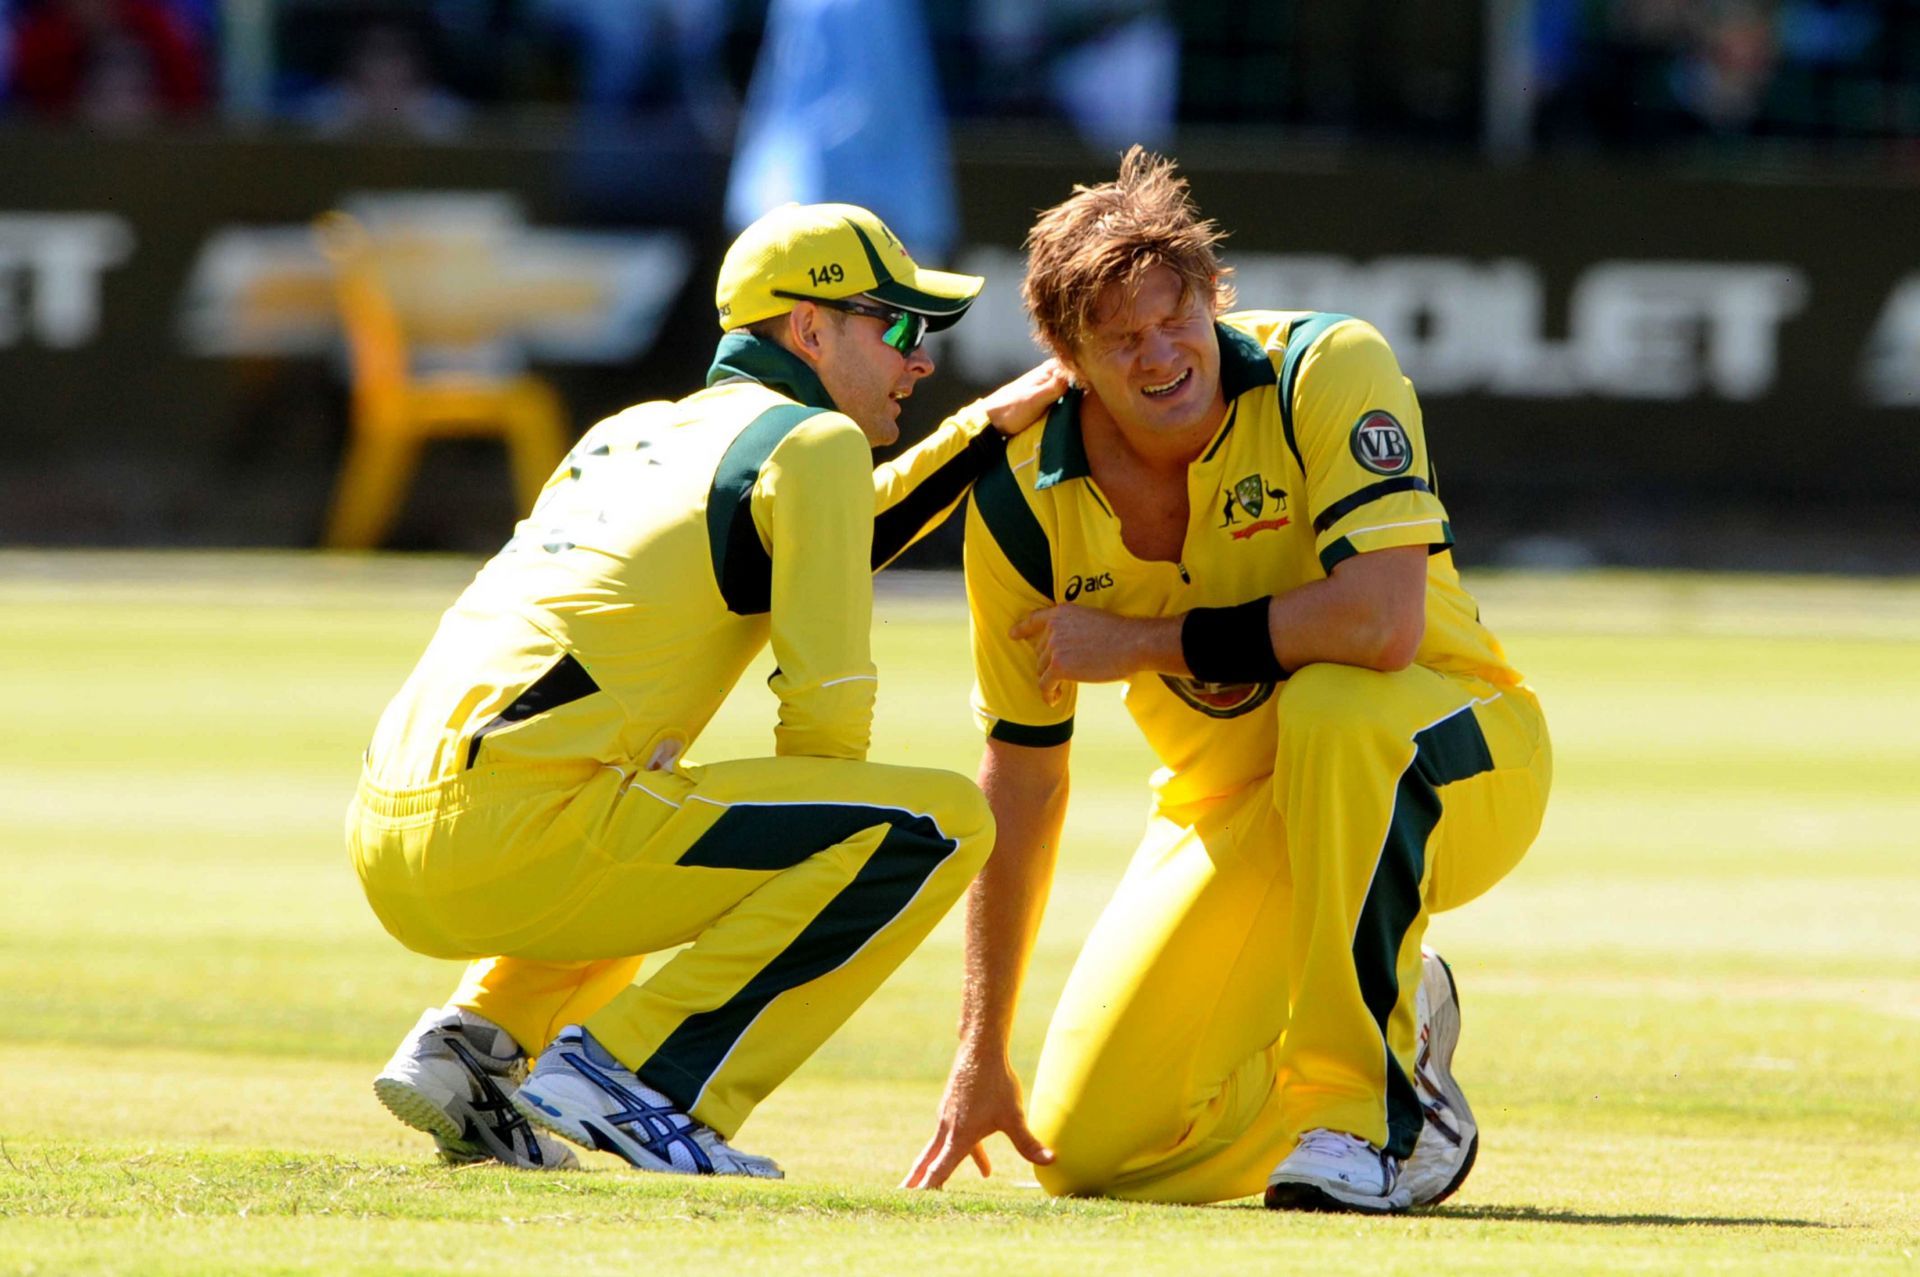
[772,292,928,355]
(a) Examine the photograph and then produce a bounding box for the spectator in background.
[532,0,736,138]
[71,23,164,126]
[1536,0,1778,145]
[727,0,958,258]
[973,0,1179,150]
[1774,0,1883,136]
[166,0,212,42]
[0,5,13,103]
[1671,0,1776,134]
[1777,0,1880,69]
[5,0,208,121]
[300,20,470,140]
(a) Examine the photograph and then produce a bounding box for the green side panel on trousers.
[1350,704,1494,1160]
[639,802,961,1111]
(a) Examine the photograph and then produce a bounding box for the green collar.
[706,331,836,412]
[1218,321,1278,399]
[1032,323,1275,490]
[1033,389,1090,490]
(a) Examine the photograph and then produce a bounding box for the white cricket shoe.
[513,1027,784,1178]
[1264,1129,1413,1214]
[373,1006,579,1171]
[1400,947,1479,1206]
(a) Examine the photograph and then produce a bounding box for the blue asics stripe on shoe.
[556,1040,714,1174]
[443,1033,551,1169]
[372,1006,579,1171]
[514,1027,783,1178]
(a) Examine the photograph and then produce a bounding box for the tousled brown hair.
[1022,146,1235,357]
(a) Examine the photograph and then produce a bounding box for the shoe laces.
[1295,1128,1396,1194]
[1296,1128,1378,1161]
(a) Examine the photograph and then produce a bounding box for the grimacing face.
[1064,264,1224,444]
[811,302,935,448]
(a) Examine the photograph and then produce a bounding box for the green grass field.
[2,552,1916,1275]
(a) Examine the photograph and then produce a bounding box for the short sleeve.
[963,458,1073,745]
[1287,318,1454,575]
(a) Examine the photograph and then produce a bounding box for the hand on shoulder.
[982,360,1071,436]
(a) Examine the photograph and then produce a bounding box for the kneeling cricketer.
[905,150,1552,1213]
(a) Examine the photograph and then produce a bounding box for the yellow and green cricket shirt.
[364,332,1008,790]
[965,310,1525,806]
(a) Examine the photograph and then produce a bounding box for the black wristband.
[1181,598,1286,684]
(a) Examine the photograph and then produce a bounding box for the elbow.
[1326,546,1430,674]
[1031,759,1072,811]
[1364,611,1424,672]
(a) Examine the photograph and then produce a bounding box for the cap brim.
[869,267,983,332]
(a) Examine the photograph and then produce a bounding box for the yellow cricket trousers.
[1030,661,1550,1203]
[349,754,993,1138]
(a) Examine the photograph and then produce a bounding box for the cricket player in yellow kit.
[351,203,1066,1176]
[905,151,1551,1212]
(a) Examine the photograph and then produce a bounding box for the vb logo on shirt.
[1350,410,1413,476]
[1064,570,1114,602]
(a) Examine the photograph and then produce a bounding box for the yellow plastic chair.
[315,210,571,549]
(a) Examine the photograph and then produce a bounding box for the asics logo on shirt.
[1064,570,1115,602]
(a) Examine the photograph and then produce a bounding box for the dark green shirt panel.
[706,404,826,615]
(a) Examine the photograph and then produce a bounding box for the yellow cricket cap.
[715,203,983,333]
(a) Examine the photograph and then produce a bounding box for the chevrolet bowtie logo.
[178,191,693,364]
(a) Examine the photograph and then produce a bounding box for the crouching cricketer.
[350,202,1065,1176]
[905,150,1552,1212]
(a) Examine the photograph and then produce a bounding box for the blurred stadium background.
[1,0,1917,571]
[3,8,1919,1268]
